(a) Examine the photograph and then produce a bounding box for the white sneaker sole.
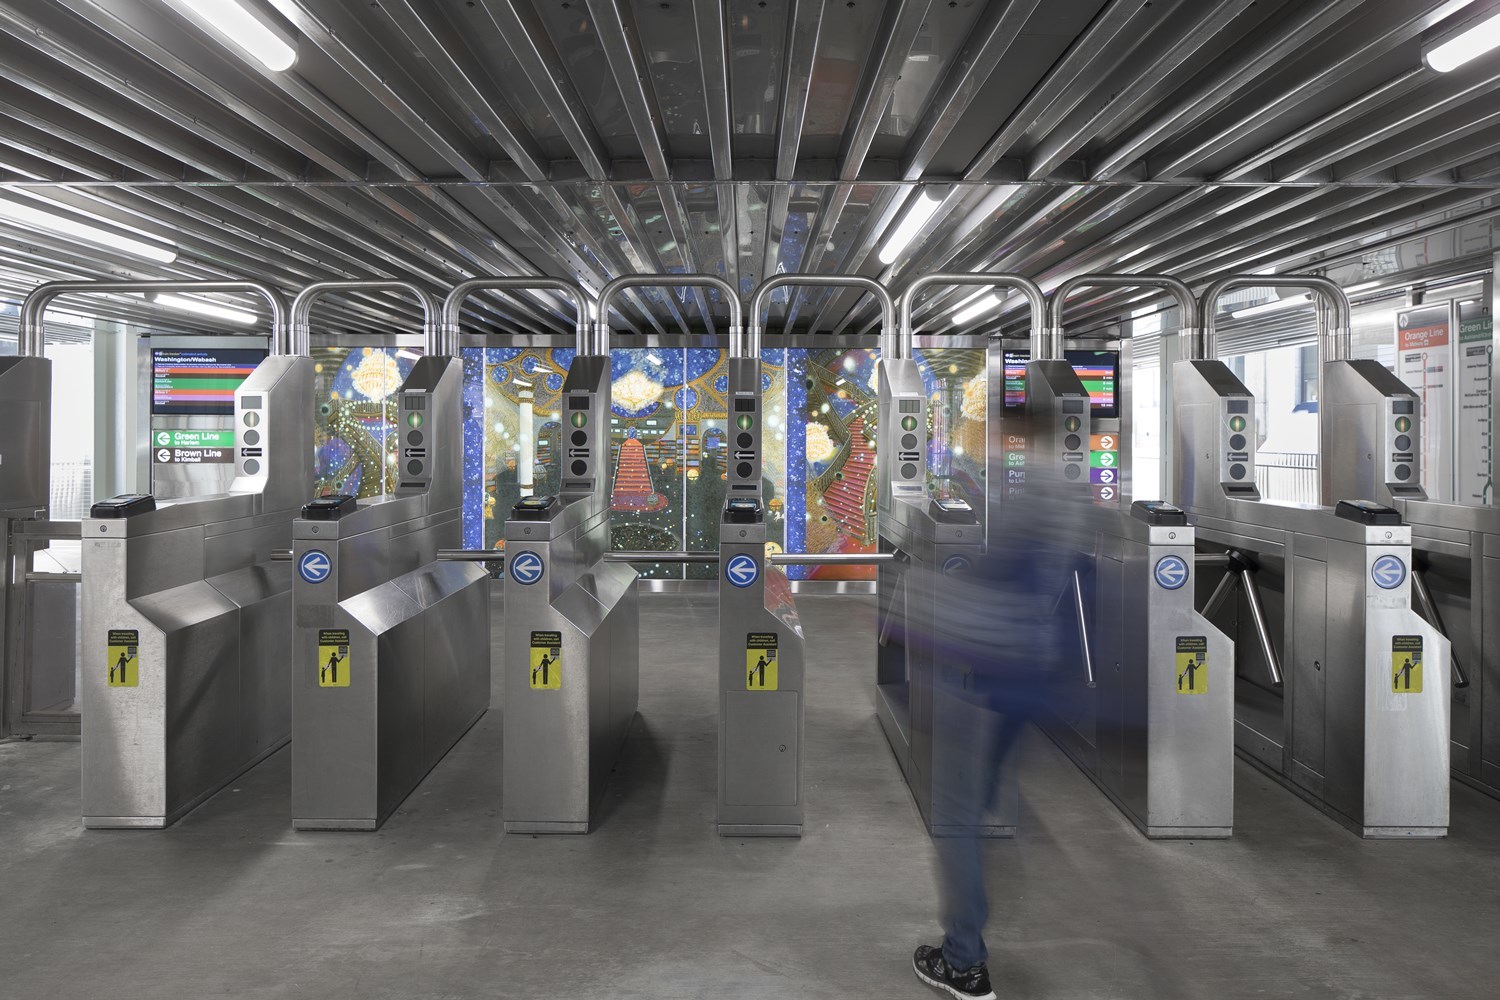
[912,957,997,1000]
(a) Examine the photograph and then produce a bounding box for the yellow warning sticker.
[747,632,779,691]
[1175,635,1207,695]
[317,629,350,688]
[530,630,562,690]
[107,629,138,688]
[1392,635,1423,694]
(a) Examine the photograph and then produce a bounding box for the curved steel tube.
[290,281,442,357]
[1046,274,1199,361]
[900,273,1046,358]
[596,275,741,357]
[442,278,592,355]
[20,280,289,357]
[749,275,896,358]
[1197,274,1351,362]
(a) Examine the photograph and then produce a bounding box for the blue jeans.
[932,677,1044,971]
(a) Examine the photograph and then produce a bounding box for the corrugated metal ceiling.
[0,0,1497,340]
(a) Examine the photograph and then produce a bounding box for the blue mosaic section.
[461,347,484,550]
[784,347,809,581]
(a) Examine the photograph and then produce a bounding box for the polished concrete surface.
[2,587,1499,999]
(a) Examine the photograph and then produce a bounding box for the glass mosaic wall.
[303,343,987,579]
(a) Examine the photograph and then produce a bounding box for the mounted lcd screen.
[1001,349,1120,418]
[151,347,266,416]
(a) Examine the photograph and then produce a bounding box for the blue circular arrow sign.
[1371,554,1407,590]
[1154,555,1189,591]
[510,550,544,586]
[298,549,331,584]
[725,553,759,589]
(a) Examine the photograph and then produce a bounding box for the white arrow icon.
[726,554,758,588]
[1154,556,1187,590]
[1100,452,1116,467]
[511,551,544,585]
[156,431,171,446]
[157,448,172,463]
[298,550,331,583]
[1099,486,1116,501]
[1100,468,1116,484]
[1099,435,1115,450]
[1371,555,1406,589]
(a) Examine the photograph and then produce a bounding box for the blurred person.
[910,470,1083,999]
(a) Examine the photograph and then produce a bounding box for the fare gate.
[289,282,490,831]
[1029,275,1236,839]
[1179,276,1450,838]
[28,281,307,829]
[501,277,640,835]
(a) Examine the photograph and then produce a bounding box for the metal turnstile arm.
[1201,568,1237,621]
[1071,569,1097,689]
[1237,569,1283,687]
[1410,568,1470,688]
[437,549,506,564]
[604,551,721,563]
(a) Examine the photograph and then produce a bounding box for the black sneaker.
[912,944,996,1000]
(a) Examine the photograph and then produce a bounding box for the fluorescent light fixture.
[169,0,298,71]
[1344,280,1383,294]
[0,198,177,263]
[953,294,1004,325]
[1231,294,1312,320]
[1116,245,1151,264]
[396,349,422,361]
[878,188,944,265]
[141,293,258,326]
[1424,7,1500,72]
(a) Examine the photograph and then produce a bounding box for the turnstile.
[875,286,1000,836]
[502,279,638,834]
[1179,276,1450,838]
[1322,348,1500,802]
[1029,275,1235,839]
[290,283,489,831]
[63,281,308,828]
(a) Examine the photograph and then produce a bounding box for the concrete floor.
[2,588,1500,999]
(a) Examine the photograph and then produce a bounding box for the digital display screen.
[899,400,920,413]
[151,347,265,416]
[733,398,755,412]
[1001,349,1120,418]
[568,396,590,409]
[1228,399,1250,414]
[240,396,262,409]
[1392,399,1414,414]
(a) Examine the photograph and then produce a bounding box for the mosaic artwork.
[304,343,986,579]
[311,346,419,499]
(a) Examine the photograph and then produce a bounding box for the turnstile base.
[1234,746,1448,840]
[1039,715,1233,840]
[876,683,1016,839]
[718,823,801,838]
[504,821,589,835]
[293,818,379,832]
[82,736,288,830]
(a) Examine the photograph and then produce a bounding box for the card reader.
[1130,500,1188,526]
[724,497,762,524]
[300,494,357,520]
[511,495,559,521]
[1334,499,1402,526]
[89,494,157,518]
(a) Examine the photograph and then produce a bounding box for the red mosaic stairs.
[820,415,875,541]
[611,437,667,511]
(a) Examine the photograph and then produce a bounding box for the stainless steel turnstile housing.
[502,353,639,834]
[1,352,53,737]
[1176,356,1450,837]
[291,353,490,831]
[874,353,1000,835]
[1045,503,1235,838]
[81,353,313,827]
